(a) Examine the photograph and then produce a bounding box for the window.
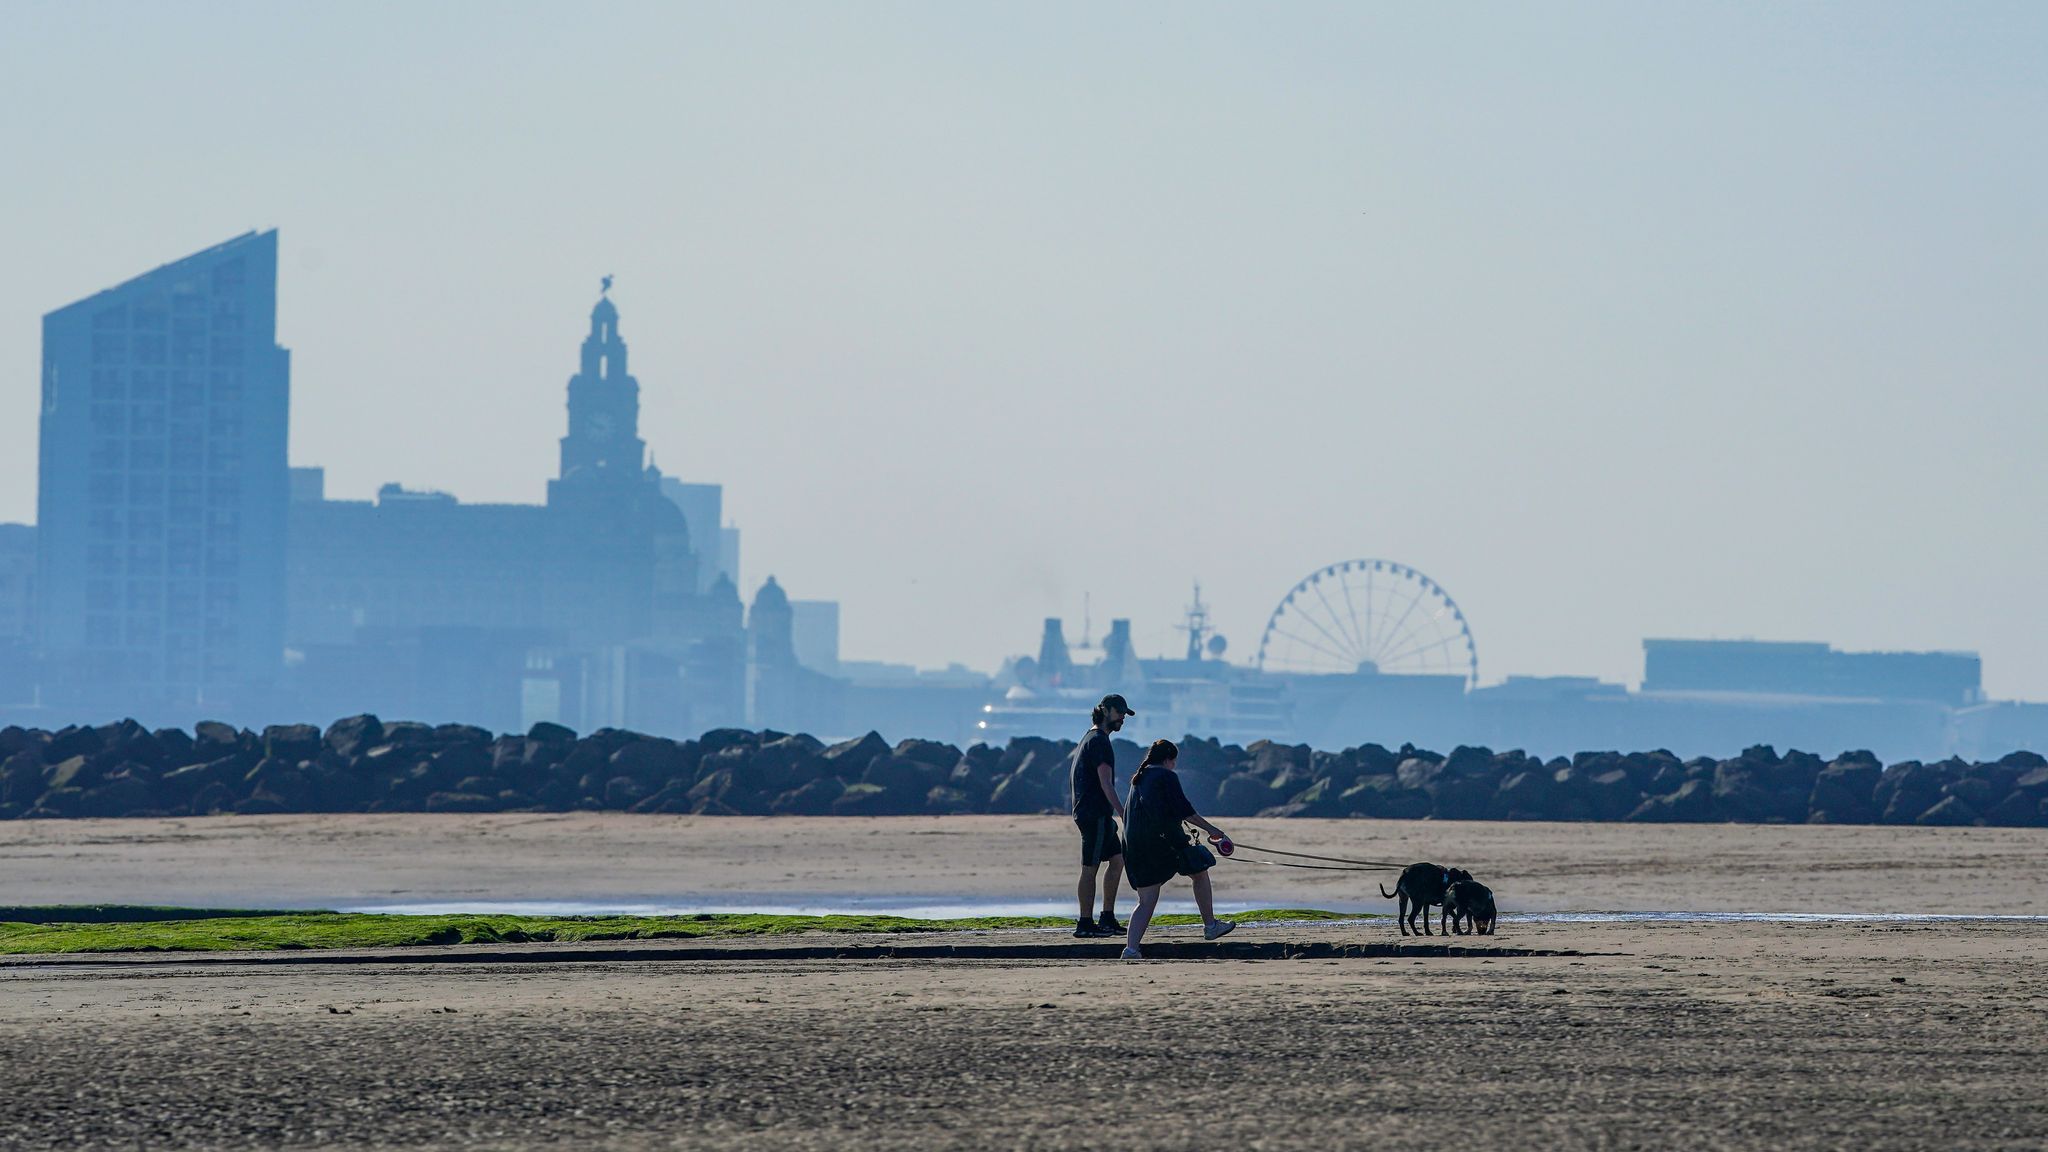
[94,305,128,330]
[132,404,166,436]
[169,430,203,472]
[90,404,125,436]
[132,334,166,365]
[210,259,245,295]
[208,407,242,438]
[167,533,200,578]
[212,374,242,404]
[90,474,124,506]
[207,477,240,505]
[209,336,242,366]
[91,332,127,365]
[127,474,164,505]
[91,370,125,400]
[171,374,203,413]
[91,440,123,470]
[166,584,200,623]
[204,582,239,611]
[129,440,165,471]
[131,370,165,401]
[85,616,120,645]
[207,442,242,473]
[127,508,163,537]
[126,616,161,647]
[128,582,160,611]
[86,581,118,610]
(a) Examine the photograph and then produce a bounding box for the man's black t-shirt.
[1070,729,1116,818]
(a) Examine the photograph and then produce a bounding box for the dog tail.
[1379,883,1397,899]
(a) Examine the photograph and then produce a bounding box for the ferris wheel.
[1254,559,1478,686]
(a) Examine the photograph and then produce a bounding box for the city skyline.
[4,4,2046,697]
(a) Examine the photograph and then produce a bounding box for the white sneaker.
[1203,920,1237,941]
[1120,945,1143,959]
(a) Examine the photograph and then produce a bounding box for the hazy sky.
[4,3,2045,696]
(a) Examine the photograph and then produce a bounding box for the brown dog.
[1443,878,1496,935]
[1380,863,1472,936]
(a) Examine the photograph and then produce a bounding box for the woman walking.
[1120,739,1236,959]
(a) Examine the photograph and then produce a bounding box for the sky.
[3,2,2045,696]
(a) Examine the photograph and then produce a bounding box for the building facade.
[37,231,290,721]
[284,286,748,734]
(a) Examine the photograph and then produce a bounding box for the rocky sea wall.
[3,716,2044,827]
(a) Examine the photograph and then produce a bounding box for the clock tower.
[557,278,647,486]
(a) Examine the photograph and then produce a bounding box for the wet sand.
[5,812,2047,914]
[2,816,2046,1149]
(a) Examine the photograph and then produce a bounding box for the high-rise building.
[790,599,840,674]
[37,231,289,718]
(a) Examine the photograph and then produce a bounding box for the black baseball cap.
[1098,693,1136,716]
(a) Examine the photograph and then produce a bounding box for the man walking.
[1071,693,1134,938]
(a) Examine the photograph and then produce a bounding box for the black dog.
[1443,878,1496,936]
[1380,863,1472,936]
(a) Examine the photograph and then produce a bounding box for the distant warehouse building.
[1641,639,1981,706]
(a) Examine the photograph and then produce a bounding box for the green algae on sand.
[0,907,1357,955]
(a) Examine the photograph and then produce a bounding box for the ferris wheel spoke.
[1291,595,1363,666]
[1378,631,1464,669]
[1366,583,1429,663]
[1335,567,1366,657]
[1376,606,1445,667]
[1309,575,1366,655]
[1268,626,1355,669]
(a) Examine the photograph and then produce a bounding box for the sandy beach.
[2,815,2046,1149]
[6,812,2048,914]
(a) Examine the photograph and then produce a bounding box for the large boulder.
[752,734,826,794]
[771,777,846,816]
[831,782,900,816]
[1584,768,1642,822]
[862,755,934,793]
[526,721,577,744]
[1808,757,1883,824]
[986,766,1055,814]
[1625,779,1715,823]
[1916,794,1981,827]
[1876,762,1946,825]
[612,738,691,785]
[1274,778,1346,818]
[1981,788,2047,827]
[424,791,500,814]
[1341,776,1431,819]
[821,731,891,778]
[323,715,385,760]
[44,725,104,763]
[1211,772,1276,817]
[263,724,322,764]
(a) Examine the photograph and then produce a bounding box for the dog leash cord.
[1226,843,1408,869]
[1225,856,1387,872]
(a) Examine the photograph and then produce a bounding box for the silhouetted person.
[1070,693,1133,937]
[1120,738,1235,959]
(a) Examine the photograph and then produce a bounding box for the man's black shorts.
[1076,812,1123,867]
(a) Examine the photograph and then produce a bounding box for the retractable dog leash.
[1223,843,1409,870]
